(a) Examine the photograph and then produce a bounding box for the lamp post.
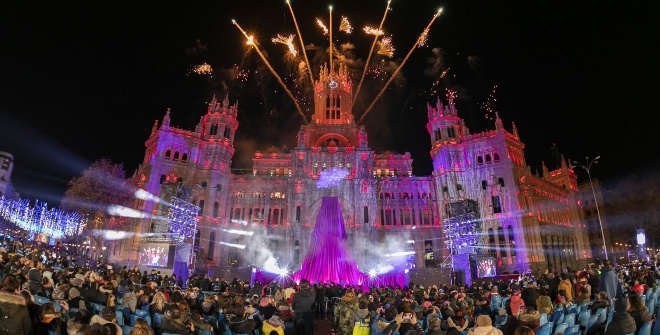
[572,156,608,261]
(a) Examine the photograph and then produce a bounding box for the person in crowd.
[293,280,315,335]
[467,315,503,335]
[628,292,652,330]
[34,302,63,335]
[599,261,620,300]
[513,325,535,335]
[0,276,32,334]
[535,288,553,315]
[605,292,637,335]
[557,274,573,302]
[130,318,152,335]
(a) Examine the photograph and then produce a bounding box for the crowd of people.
[0,233,657,335]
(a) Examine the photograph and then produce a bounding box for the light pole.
[572,156,608,261]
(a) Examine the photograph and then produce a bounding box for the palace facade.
[114,63,592,278]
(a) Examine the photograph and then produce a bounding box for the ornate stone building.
[118,62,591,278]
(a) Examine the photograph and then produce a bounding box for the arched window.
[336,96,341,108]
[498,177,505,187]
[363,206,369,223]
[326,96,330,108]
[482,180,488,190]
[326,110,331,119]
[165,150,171,159]
[485,154,492,163]
[336,110,340,119]
[447,127,456,138]
[507,226,516,257]
[173,151,180,160]
[159,174,166,184]
[181,153,188,162]
[207,231,215,260]
[493,152,500,161]
[213,202,219,218]
[223,127,230,138]
[295,206,301,223]
[477,156,484,164]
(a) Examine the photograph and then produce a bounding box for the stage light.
[636,230,646,245]
[385,251,415,257]
[222,228,254,236]
[220,241,246,249]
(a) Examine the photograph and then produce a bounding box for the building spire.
[151,119,159,134]
[511,121,519,138]
[161,107,171,128]
[494,111,503,130]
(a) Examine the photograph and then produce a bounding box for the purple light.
[316,167,349,189]
[167,197,199,239]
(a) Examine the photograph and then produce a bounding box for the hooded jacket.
[604,296,636,335]
[0,291,32,335]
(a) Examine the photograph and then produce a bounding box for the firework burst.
[192,62,213,76]
[363,25,384,36]
[377,36,395,58]
[316,18,329,35]
[339,16,353,34]
[272,33,298,57]
[480,84,498,121]
[417,28,430,47]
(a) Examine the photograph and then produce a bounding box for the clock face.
[328,80,338,89]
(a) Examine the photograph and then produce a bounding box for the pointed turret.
[222,94,230,108]
[541,161,549,177]
[512,121,519,138]
[494,111,504,130]
[161,107,171,129]
[151,119,159,134]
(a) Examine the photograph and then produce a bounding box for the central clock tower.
[312,63,354,125]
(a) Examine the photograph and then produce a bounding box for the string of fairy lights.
[0,195,87,239]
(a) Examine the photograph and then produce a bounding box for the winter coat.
[521,287,539,310]
[0,291,32,335]
[292,288,315,314]
[599,268,619,300]
[604,295,636,335]
[334,300,358,335]
[509,294,525,316]
[489,293,503,313]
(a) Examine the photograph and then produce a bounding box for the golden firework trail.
[232,19,309,124]
[358,7,444,124]
[286,0,314,84]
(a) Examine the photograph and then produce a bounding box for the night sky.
[0,0,655,209]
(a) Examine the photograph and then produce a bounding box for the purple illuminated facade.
[114,62,592,280]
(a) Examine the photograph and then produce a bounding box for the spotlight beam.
[285,0,315,84]
[358,7,443,125]
[353,0,391,108]
[232,19,309,124]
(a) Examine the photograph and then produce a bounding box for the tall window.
[422,208,432,225]
[492,196,502,213]
[207,231,215,260]
[181,153,188,162]
[272,208,280,225]
[507,226,517,257]
[295,206,301,223]
[160,175,166,184]
[493,152,500,161]
[403,208,412,225]
[477,156,484,164]
[363,206,369,224]
[447,127,456,138]
[488,228,496,257]
[165,150,171,159]
[434,129,441,141]
[498,177,505,187]
[482,180,488,190]
[384,209,393,225]
[497,227,506,255]
[213,202,219,218]
[485,154,492,163]
[223,127,231,138]
[173,151,180,160]
[198,200,205,215]
[232,208,241,221]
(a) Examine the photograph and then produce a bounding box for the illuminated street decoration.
[0,195,86,239]
[167,197,199,239]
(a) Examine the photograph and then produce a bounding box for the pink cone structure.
[253,196,408,288]
[294,196,363,285]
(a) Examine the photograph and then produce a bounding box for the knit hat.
[476,315,492,327]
